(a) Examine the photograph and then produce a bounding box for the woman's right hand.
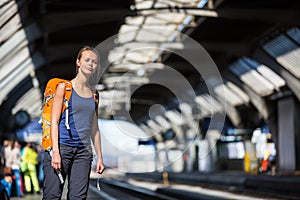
[51,150,61,171]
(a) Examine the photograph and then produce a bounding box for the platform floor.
[10,179,102,200]
[9,170,300,200]
[8,180,283,200]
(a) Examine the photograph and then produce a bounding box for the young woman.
[43,46,104,200]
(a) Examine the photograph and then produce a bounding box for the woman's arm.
[50,82,65,171]
[91,113,104,174]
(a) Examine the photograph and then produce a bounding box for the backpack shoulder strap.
[61,79,72,103]
[94,90,99,117]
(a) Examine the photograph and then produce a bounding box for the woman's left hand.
[96,160,105,174]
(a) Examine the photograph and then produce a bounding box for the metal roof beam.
[201,41,251,56]
[135,7,300,25]
[217,8,300,25]
[38,9,131,33]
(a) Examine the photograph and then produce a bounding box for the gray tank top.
[59,88,95,147]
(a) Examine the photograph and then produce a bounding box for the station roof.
[0,0,299,134]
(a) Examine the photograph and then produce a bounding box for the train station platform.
[125,171,300,199]
[9,170,300,199]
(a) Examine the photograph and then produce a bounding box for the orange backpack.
[41,78,99,151]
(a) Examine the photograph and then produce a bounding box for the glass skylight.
[244,57,285,90]
[0,2,40,109]
[229,58,281,97]
[287,27,300,45]
[11,87,42,119]
[263,34,300,79]
[213,81,249,106]
[195,93,223,117]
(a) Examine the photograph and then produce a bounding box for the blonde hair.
[76,46,101,86]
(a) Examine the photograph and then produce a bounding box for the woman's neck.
[72,75,90,89]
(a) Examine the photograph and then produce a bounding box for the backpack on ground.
[40,78,99,151]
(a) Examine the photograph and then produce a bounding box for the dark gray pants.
[42,144,93,200]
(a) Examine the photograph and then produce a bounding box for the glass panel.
[229,59,275,96]
[195,94,222,117]
[0,59,34,105]
[287,27,300,45]
[12,87,42,119]
[243,57,285,90]
[263,35,300,79]
[214,83,247,106]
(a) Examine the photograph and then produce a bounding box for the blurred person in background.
[7,140,23,197]
[0,165,13,197]
[0,140,10,166]
[0,167,10,199]
[3,140,11,167]
[21,142,40,194]
[2,140,13,197]
[37,144,44,188]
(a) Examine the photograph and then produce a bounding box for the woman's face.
[14,141,19,147]
[76,50,98,76]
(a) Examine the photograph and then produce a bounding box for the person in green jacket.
[21,142,40,194]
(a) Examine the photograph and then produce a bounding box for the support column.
[294,98,300,171]
[277,97,296,174]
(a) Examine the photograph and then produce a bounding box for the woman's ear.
[76,59,80,67]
